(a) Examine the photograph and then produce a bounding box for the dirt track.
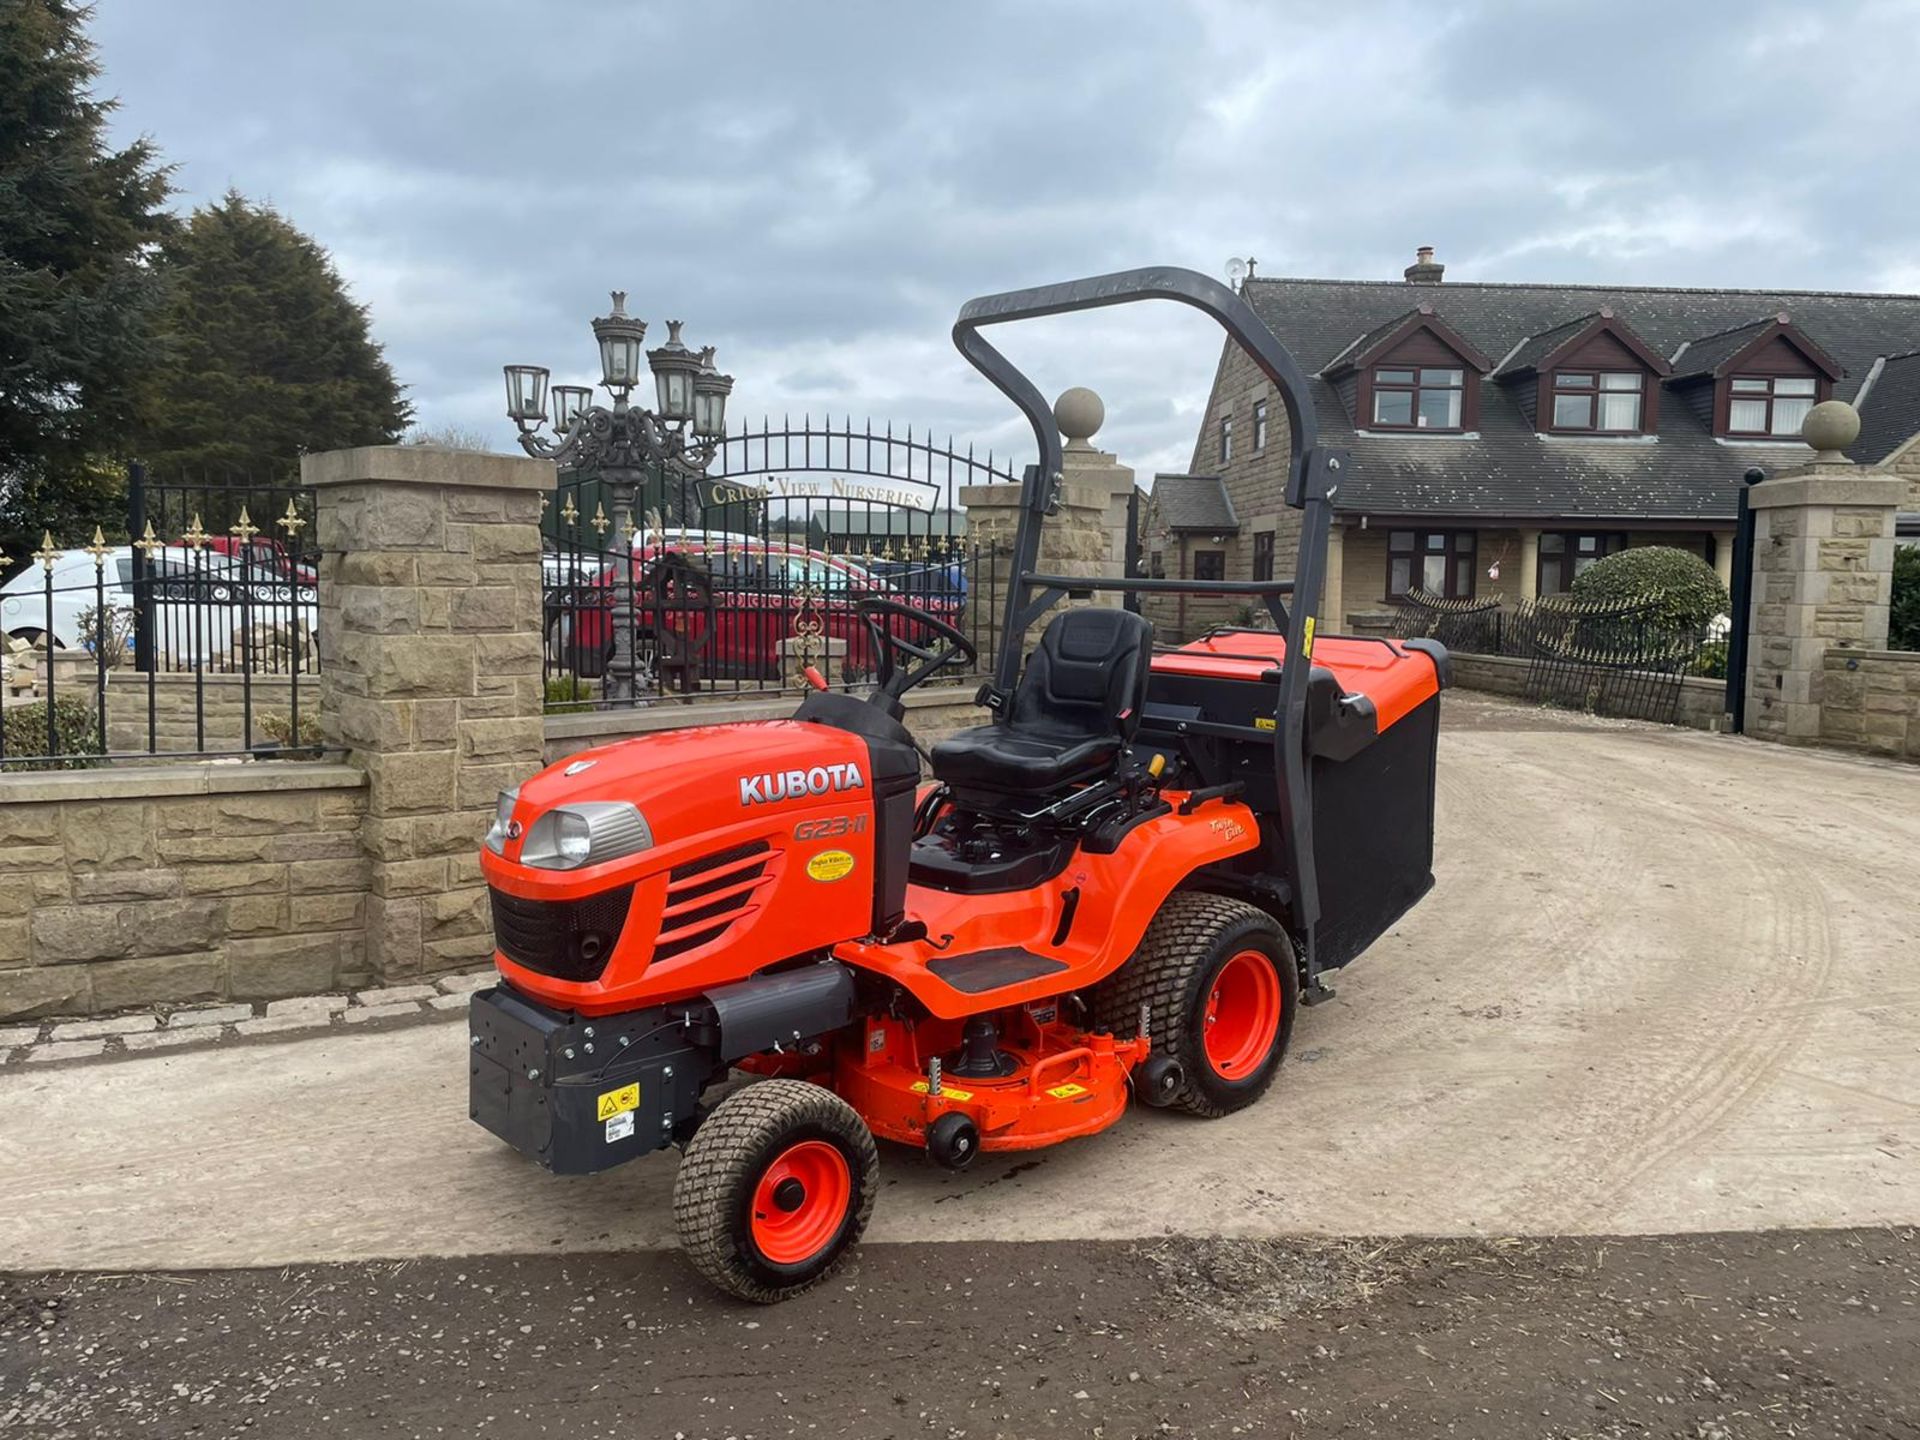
[6,1230,1918,1438]
[1,695,1917,1273]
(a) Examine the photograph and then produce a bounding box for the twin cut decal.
[739,762,866,806]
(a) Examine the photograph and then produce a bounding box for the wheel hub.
[1202,949,1283,1078]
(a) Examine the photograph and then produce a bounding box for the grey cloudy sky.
[91,0,1920,479]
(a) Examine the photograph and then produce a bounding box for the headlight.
[483,787,520,855]
[518,801,652,870]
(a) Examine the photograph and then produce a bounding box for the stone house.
[1166,249,1920,636]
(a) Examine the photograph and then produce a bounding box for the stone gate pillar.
[958,388,1132,670]
[307,445,552,980]
[1054,387,1137,582]
[1743,403,1904,745]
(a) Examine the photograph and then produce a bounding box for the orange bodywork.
[1153,629,1440,730]
[481,720,879,1015]
[836,797,1259,1019]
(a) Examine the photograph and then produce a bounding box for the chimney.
[1404,245,1444,285]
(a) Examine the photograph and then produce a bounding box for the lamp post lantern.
[506,291,734,702]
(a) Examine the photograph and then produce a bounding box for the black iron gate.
[541,416,1021,707]
[1393,589,1716,725]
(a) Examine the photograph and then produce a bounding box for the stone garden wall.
[1447,653,1728,731]
[0,765,367,1019]
[1820,649,1920,759]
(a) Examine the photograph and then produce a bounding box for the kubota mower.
[468,267,1449,1301]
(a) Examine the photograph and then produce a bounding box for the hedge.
[1892,545,1920,652]
[1570,545,1729,629]
[1,695,103,770]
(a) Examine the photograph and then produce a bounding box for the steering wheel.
[855,596,977,698]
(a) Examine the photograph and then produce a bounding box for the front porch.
[1325,520,1735,632]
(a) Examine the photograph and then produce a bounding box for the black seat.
[932,608,1153,801]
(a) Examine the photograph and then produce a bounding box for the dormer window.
[1494,309,1669,437]
[1727,375,1817,437]
[1372,366,1464,430]
[1667,313,1840,441]
[1327,303,1490,436]
[1550,371,1645,433]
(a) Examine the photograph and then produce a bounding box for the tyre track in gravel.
[1473,732,1832,1228]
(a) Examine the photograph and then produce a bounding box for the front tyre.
[672,1079,879,1303]
[1094,893,1297,1118]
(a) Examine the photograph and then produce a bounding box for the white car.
[0,544,318,662]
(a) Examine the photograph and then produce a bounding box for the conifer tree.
[0,0,173,566]
[135,193,413,477]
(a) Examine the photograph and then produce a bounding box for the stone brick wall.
[1892,440,1920,510]
[1820,649,1920,758]
[1741,461,1904,747]
[958,479,1113,665]
[1191,339,1294,586]
[1450,652,1726,731]
[0,766,367,1019]
[99,671,307,754]
[307,446,551,984]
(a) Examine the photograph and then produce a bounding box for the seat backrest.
[1009,607,1154,741]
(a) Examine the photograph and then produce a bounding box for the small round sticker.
[806,849,855,882]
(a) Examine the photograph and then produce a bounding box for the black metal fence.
[0,466,320,769]
[541,417,1017,709]
[1392,590,1722,725]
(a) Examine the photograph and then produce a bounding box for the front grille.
[488,884,635,982]
[656,840,773,962]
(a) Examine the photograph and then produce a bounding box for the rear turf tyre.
[672,1079,879,1304]
[1093,892,1297,1118]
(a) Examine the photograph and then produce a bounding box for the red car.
[546,536,967,684]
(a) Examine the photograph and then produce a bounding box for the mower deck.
[830,1011,1150,1154]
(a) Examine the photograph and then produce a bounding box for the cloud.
[87,0,1920,491]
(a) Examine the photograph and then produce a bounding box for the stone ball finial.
[1054,387,1104,448]
[1801,399,1859,462]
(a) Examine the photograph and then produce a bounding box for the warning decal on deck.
[596,1083,640,1122]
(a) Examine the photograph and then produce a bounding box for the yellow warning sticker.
[595,1082,640,1122]
[806,849,856,882]
[1046,1082,1088,1100]
[1253,716,1277,731]
[1301,615,1316,658]
[910,1080,975,1102]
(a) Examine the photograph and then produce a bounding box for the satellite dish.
[1225,257,1248,284]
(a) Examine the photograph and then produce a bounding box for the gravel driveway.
[2,693,1916,1272]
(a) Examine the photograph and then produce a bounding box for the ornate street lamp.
[506,291,734,702]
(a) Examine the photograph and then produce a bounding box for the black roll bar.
[950,265,1347,997]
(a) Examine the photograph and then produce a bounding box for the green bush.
[256,709,322,755]
[1691,638,1729,679]
[1571,545,1729,629]
[1891,545,1920,653]
[545,675,595,714]
[2,696,103,770]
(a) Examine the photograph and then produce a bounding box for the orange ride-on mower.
[468,267,1450,1301]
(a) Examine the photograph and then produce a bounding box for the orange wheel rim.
[749,1140,852,1266]
[1203,948,1282,1079]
